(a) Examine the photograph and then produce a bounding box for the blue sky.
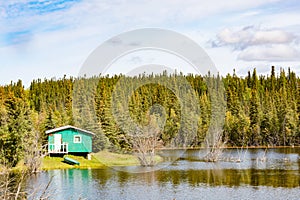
[1,0,300,86]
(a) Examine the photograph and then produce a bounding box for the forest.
[0,66,299,167]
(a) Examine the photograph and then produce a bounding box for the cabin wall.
[48,129,93,153]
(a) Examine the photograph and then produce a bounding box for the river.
[27,148,300,200]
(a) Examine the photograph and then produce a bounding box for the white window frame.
[73,135,82,143]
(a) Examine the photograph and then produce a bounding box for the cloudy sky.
[1,0,300,86]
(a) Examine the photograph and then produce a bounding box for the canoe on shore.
[64,156,80,165]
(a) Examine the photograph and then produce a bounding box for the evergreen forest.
[0,66,299,167]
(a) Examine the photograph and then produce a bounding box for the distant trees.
[0,67,299,168]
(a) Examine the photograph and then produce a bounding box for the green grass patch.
[42,156,75,170]
[41,155,105,170]
[93,151,163,166]
[93,151,140,166]
[41,151,163,170]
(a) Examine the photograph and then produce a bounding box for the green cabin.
[46,125,94,155]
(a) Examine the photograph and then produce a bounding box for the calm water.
[27,148,300,200]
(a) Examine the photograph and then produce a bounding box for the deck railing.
[48,143,68,154]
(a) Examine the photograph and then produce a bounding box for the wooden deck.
[48,143,68,154]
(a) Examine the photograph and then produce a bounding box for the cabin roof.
[45,125,95,136]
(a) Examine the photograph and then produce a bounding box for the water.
[27,148,300,200]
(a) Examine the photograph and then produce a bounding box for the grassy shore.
[92,151,140,166]
[42,155,105,170]
[41,150,162,170]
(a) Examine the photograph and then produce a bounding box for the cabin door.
[54,134,62,152]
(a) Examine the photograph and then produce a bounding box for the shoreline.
[156,146,300,150]
[41,151,163,171]
[2,146,298,172]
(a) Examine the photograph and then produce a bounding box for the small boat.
[64,156,80,165]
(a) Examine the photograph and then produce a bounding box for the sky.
[1,0,300,87]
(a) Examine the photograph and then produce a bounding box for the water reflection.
[26,148,300,200]
[89,168,300,188]
[160,148,300,171]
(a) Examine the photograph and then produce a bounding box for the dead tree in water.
[127,115,163,166]
[202,75,227,162]
[204,129,227,162]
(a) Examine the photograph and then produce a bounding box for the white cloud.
[216,27,252,46]
[252,30,293,44]
[212,25,300,62]
[238,44,300,62]
[214,26,295,49]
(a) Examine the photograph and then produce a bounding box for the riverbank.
[41,150,163,170]
[156,145,300,150]
[3,146,297,171]
[42,155,105,170]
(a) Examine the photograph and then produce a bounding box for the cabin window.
[74,135,82,143]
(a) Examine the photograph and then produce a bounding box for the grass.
[41,155,105,170]
[41,150,163,170]
[93,150,163,166]
[93,150,140,166]
[42,155,105,170]
[1,151,163,171]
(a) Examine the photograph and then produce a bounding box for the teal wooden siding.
[48,128,93,153]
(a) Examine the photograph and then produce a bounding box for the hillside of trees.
[0,67,299,167]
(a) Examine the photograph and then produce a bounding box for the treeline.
[0,67,299,166]
[224,67,299,146]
